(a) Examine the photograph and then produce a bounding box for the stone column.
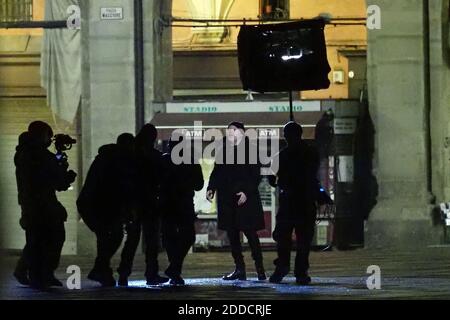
[430,0,450,205]
[143,0,173,122]
[81,0,136,169]
[365,0,440,248]
[79,0,173,253]
[81,0,172,170]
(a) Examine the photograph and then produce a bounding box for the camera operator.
[14,121,77,289]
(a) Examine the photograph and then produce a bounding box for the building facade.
[1,0,449,253]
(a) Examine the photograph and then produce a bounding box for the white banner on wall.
[41,0,81,123]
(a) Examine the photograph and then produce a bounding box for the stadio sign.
[166,101,321,114]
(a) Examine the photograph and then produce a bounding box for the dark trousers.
[94,213,161,279]
[227,228,263,269]
[117,217,162,279]
[273,219,315,277]
[162,217,196,277]
[142,216,161,279]
[15,208,29,275]
[93,224,124,276]
[15,244,29,275]
[117,221,141,277]
[26,222,65,285]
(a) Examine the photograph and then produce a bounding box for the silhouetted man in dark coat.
[134,124,168,285]
[269,122,320,285]
[15,121,76,289]
[77,133,137,287]
[160,137,204,285]
[207,122,266,281]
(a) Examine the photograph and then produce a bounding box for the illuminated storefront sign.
[181,128,280,139]
[166,101,321,114]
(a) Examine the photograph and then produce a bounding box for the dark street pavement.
[1,247,450,300]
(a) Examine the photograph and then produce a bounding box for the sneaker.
[146,275,169,286]
[47,276,63,287]
[296,275,312,286]
[256,267,267,281]
[13,271,30,286]
[29,279,49,291]
[269,268,289,284]
[169,275,186,286]
[88,270,116,287]
[222,268,247,281]
[118,275,128,287]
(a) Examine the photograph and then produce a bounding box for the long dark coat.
[207,138,265,231]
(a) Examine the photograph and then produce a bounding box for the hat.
[228,121,245,131]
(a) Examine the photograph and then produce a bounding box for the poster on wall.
[337,155,354,183]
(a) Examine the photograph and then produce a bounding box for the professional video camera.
[53,134,77,168]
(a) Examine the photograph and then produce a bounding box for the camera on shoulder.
[53,134,77,163]
[53,134,77,182]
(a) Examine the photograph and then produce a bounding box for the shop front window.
[0,0,33,22]
[260,0,289,20]
[186,0,236,45]
[258,177,273,208]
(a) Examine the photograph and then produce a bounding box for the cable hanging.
[169,16,367,28]
[0,16,367,30]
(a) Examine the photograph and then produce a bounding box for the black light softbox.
[238,19,331,93]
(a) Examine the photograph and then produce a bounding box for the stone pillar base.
[365,203,443,249]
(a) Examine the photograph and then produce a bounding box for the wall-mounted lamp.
[333,70,345,84]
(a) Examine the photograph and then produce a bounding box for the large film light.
[238,19,331,93]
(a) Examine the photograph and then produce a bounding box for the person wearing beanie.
[207,122,266,281]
